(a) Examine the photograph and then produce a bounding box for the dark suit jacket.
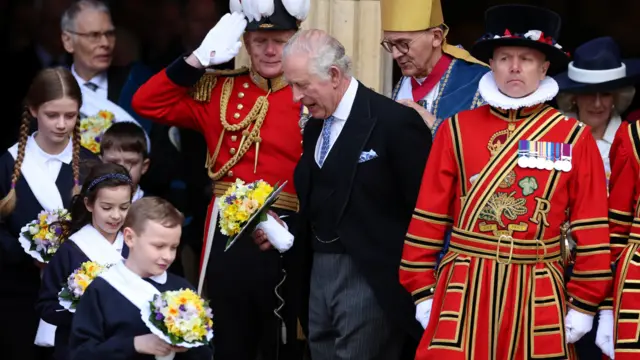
[107,65,132,103]
[294,81,432,342]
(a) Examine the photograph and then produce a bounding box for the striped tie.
[318,116,335,166]
[84,82,98,92]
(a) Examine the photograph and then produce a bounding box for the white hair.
[283,29,352,79]
[60,0,111,32]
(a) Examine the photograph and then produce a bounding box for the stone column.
[235,0,392,94]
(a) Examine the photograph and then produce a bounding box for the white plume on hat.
[282,0,310,21]
[229,0,243,14]
[229,0,310,22]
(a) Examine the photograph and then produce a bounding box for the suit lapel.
[294,118,322,212]
[107,66,129,103]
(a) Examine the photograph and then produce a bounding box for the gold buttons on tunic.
[228,171,234,177]
[231,135,237,142]
[237,104,244,110]
[230,148,236,155]
[243,82,249,88]
[238,92,245,98]
[233,113,240,119]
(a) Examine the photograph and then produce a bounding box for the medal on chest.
[517,140,572,172]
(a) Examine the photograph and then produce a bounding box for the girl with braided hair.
[0,67,96,360]
[37,162,133,360]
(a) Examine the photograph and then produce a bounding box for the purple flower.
[155,312,164,321]
[225,195,236,204]
[179,304,186,312]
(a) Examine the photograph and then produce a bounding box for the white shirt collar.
[71,64,108,91]
[28,133,73,164]
[562,112,622,145]
[478,72,559,110]
[331,77,359,120]
[121,260,168,285]
[112,232,124,253]
[602,116,621,144]
[132,186,144,202]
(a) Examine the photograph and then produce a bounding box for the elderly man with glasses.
[381,0,489,135]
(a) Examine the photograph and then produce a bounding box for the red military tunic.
[400,104,612,360]
[131,60,302,277]
[608,120,640,359]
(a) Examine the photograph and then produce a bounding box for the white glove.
[595,310,615,359]
[193,12,247,67]
[255,214,294,253]
[565,309,594,344]
[416,299,433,329]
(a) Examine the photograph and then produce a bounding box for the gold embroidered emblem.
[529,197,551,227]
[478,191,528,228]
[499,171,516,189]
[479,222,529,236]
[488,122,518,189]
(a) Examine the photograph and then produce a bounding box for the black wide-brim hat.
[471,4,570,75]
[245,0,301,31]
[555,36,640,93]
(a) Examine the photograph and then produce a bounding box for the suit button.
[231,135,238,141]
[237,104,244,110]
[238,92,245,98]
[230,148,236,155]
[228,171,234,177]
[233,113,240,119]
[243,82,249,89]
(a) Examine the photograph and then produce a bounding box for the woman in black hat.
[556,36,640,184]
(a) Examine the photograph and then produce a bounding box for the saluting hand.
[191,12,247,68]
[397,99,437,130]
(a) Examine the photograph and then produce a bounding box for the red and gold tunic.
[131,60,302,271]
[608,120,640,359]
[400,104,612,360]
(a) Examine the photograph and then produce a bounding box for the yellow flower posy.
[79,110,114,153]
[217,179,274,238]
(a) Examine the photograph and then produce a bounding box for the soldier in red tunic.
[607,120,640,359]
[399,5,612,359]
[131,1,310,359]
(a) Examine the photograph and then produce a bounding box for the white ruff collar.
[479,72,559,110]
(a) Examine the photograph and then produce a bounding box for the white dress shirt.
[596,115,622,181]
[29,133,73,182]
[314,77,359,166]
[71,64,109,99]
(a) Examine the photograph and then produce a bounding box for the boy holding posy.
[68,197,212,360]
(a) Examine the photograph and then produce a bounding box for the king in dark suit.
[266,29,432,359]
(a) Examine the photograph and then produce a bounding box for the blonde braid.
[0,109,30,216]
[71,119,81,195]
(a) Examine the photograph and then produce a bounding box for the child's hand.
[134,334,173,356]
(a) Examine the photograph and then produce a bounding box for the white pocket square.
[358,149,378,163]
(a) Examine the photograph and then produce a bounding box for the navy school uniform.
[69,272,213,360]
[37,234,130,360]
[0,142,96,360]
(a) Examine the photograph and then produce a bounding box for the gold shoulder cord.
[206,77,270,180]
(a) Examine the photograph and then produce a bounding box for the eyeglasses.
[66,29,116,43]
[380,30,430,54]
